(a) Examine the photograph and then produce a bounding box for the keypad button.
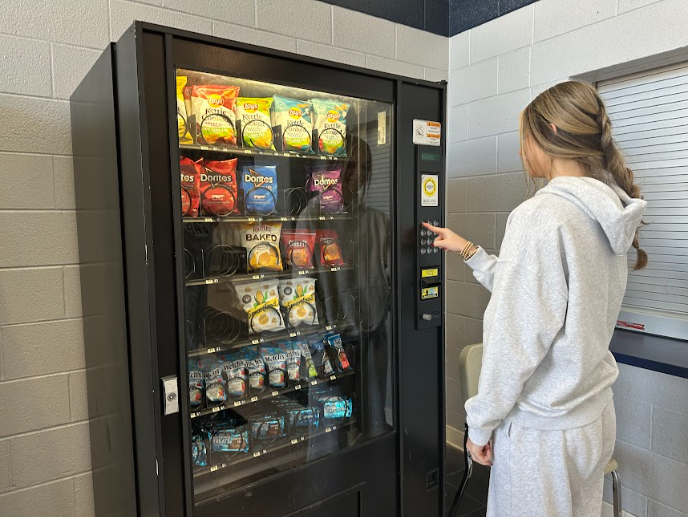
[433,220,440,226]
[433,247,440,254]
[420,238,427,245]
[420,229,427,237]
[420,247,427,255]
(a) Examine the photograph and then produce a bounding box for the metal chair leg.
[611,470,622,517]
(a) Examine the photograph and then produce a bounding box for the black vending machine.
[70,22,446,517]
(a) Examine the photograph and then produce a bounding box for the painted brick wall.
[0,1,447,515]
[446,1,688,516]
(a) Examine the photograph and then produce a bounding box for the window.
[598,63,688,340]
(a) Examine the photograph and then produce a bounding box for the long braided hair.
[520,81,648,270]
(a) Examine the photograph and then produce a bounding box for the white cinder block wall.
[446,1,688,516]
[0,1,446,515]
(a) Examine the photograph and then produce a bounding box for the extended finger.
[422,222,444,234]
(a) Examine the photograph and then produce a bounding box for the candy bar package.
[311,98,349,157]
[279,278,319,327]
[189,359,204,411]
[243,346,267,394]
[199,360,227,406]
[191,85,240,146]
[222,352,248,401]
[294,339,318,380]
[307,167,344,214]
[241,165,278,216]
[316,229,345,266]
[176,76,192,144]
[318,396,353,421]
[180,157,201,217]
[191,433,208,468]
[239,222,283,272]
[261,346,287,389]
[251,414,287,445]
[272,95,313,154]
[309,334,334,378]
[210,426,250,456]
[239,280,285,334]
[324,332,351,372]
[236,97,275,150]
[200,158,239,216]
[281,229,315,270]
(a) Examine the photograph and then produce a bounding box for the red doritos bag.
[201,158,239,217]
[180,157,201,217]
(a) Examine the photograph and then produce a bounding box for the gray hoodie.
[464,176,647,446]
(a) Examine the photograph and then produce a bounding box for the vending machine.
[70,22,446,517]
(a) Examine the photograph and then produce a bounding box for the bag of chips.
[311,99,349,157]
[281,229,316,269]
[309,334,334,378]
[239,222,283,272]
[325,332,351,372]
[287,406,319,435]
[243,347,267,394]
[241,165,278,215]
[192,433,208,468]
[180,157,201,217]
[316,229,345,266]
[319,396,353,420]
[272,95,313,154]
[279,341,302,383]
[239,280,285,333]
[279,278,319,327]
[307,167,344,213]
[294,339,318,379]
[192,85,240,146]
[200,360,227,406]
[200,158,239,216]
[177,76,192,144]
[261,346,287,389]
[237,97,275,150]
[222,353,248,400]
[251,414,287,444]
[189,359,204,410]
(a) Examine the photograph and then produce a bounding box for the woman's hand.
[466,437,493,466]
[422,222,470,253]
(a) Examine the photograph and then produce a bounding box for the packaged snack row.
[177,76,350,157]
[180,157,345,218]
[188,332,351,410]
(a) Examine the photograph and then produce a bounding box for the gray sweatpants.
[487,402,616,517]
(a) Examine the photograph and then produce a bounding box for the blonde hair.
[520,81,648,270]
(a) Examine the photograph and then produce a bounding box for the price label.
[291,439,298,445]
[206,348,218,354]
[191,412,200,419]
[311,380,318,386]
[245,150,252,154]
[319,216,326,221]
[272,391,279,397]
[289,332,297,338]
[205,279,218,284]
[250,396,258,402]
[280,217,288,222]
[210,465,219,472]
[251,339,260,345]
[295,384,302,390]
[212,406,221,413]
[330,375,337,381]
[325,427,332,433]
[233,401,243,407]
[326,326,333,331]
[253,452,261,458]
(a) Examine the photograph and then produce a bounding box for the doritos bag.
[241,165,278,216]
[180,157,201,217]
[272,95,313,154]
[192,85,240,146]
[311,99,349,157]
[237,97,275,150]
[200,158,239,216]
[307,167,344,214]
[177,76,192,144]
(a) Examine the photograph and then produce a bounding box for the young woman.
[425,81,647,517]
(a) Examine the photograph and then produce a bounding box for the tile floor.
[445,445,490,517]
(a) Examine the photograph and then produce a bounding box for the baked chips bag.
[239,222,283,272]
[192,85,240,146]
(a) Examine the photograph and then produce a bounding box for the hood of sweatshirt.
[537,176,647,256]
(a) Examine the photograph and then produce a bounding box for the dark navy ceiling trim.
[317,0,539,37]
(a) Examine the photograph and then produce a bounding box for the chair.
[457,344,623,517]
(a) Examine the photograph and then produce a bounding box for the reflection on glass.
[176,69,393,503]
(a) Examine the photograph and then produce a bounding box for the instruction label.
[421,174,439,207]
[413,119,441,146]
[422,268,439,278]
[421,286,439,300]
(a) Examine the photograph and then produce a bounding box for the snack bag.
[311,99,349,157]
[281,229,316,269]
[307,167,344,213]
[199,360,227,406]
[316,229,345,266]
[200,158,239,216]
[180,157,201,217]
[222,353,248,400]
[189,359,204,410]
[288,406,319,435]
[237,97,275,150]
[279,341,302,383]
[251,414,287,444]
[261,346,287,389]
[177,76,192,144]
[309,334,334,378]
[272,95,313,153]
[279,278,319,327]
[243,346,267,393]
[191,433,208,468]
[210,427,249,454]
[240,280,285,333]
[191,85,240,146]
[319,396,353,420]
[239,222,283,272]
[241,165,278,215]
[294,339,318,379]
[325,332,351,372]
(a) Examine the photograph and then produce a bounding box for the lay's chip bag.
[312,99,349,157]
[237,97,275,150]
[191,85,240,147]
[176,76,192,144]
[272,95,313,154]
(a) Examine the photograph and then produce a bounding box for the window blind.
[598,62,688,339]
